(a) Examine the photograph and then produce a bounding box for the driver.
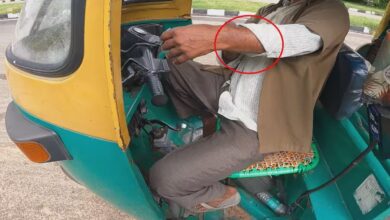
[150,0,349,213]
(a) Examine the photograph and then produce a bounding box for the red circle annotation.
[213,15,285,75]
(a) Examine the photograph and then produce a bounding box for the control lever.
[143,48,169,106]
[146,69,169,106]
[122,26,170,106]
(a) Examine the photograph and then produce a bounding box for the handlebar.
[146,72,168,106]
[122,25,170,106]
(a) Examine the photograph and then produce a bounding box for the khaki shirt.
[256,0,350,153]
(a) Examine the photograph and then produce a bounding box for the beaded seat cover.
[230,141,320,178]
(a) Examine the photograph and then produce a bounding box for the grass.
[192,0,387,15]
[192,0,382,33]
[0,3,23,14]
[193,0,267,12]
[350,14,381,32]
[0,0,386,15]
[344,1,385,15]
[0,1,383,33]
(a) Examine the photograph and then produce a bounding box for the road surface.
[0,17,372,219]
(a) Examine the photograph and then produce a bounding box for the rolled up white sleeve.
[240,23,323,58]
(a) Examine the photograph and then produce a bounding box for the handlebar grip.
[146,73,168,106]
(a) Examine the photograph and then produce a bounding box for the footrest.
[230,141,320,178]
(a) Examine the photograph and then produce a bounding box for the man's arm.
[161,24,265,64]
[220,24,245,64]
[240,23,323,58]
[162,23,323,65]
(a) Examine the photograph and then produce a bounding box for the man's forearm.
[217,25,265,54]
[161,24,265,64]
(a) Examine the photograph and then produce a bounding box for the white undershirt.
[217,4,323,131]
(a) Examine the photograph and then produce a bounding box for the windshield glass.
[11,0,71,66]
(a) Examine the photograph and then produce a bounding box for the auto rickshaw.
[3,0,390,219]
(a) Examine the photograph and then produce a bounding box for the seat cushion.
[230,141,320,178]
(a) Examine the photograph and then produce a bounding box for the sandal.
[192,191,241,213]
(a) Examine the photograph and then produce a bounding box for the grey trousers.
[149,61,263,210]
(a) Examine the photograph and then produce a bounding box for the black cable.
[288,141,377,213]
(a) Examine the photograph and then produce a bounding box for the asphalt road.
[0,18,373,220]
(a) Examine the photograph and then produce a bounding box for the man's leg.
[163,60,231,118]
[150,60,261,210]
[149,118,263,210]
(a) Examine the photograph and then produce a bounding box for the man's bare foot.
[194,186,238,212]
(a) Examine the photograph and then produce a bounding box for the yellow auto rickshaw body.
[4,0,390,219]
[5,0,192,150]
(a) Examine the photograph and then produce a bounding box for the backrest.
[319,45,369,120]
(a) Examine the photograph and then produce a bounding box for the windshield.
[11,0,71,66]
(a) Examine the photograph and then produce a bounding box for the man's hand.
[161,24,217,64]
[161,24,265,65]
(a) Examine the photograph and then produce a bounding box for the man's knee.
[222,120,261,161]
[165,60,194,91]
[167,60,201,80]
[149,161,179,198]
